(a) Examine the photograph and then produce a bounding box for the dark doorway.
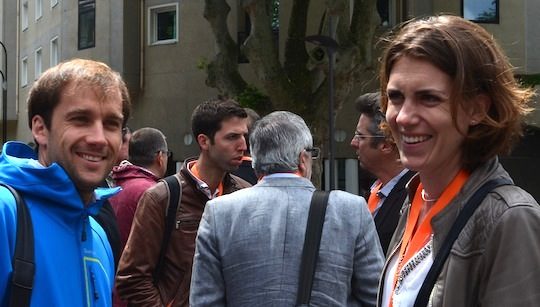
[500,125,540,201]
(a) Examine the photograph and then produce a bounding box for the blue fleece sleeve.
[0,187,17,306]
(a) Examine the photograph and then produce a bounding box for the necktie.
[367,182,382,213]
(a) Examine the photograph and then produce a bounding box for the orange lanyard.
[367,181,383,213]
[190,162,224,197]
[390,169,469,306]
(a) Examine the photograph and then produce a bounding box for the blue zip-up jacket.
[0,141,119,307]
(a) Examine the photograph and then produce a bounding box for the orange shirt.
[367,181,383,213]
[190,161,224,197]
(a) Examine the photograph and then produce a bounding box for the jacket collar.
[179,156,250,197]
[402,157,512,253]
[257,175,315,189]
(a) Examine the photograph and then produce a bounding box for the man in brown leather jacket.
[115,98,251,307]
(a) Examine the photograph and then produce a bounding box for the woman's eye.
[421,94,443,106]
[387,92,404,105]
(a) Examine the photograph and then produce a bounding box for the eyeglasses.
[353,131,385,141]
[305,147,321,160]
[156,150,172,158]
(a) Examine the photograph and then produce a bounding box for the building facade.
[1,0,539,194]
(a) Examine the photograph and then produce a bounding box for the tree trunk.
[203,0,379,189]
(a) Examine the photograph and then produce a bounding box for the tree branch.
[284,0,311,90]
[241,0,298,111]
[204,0,247,96]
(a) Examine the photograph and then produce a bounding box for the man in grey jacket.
[190,111,384,306]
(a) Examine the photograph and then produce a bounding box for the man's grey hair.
[250,111,313,175]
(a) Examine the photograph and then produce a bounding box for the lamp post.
[305,16,339,190]
[0,41,7,144]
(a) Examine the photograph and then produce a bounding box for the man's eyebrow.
[64,108,90,117]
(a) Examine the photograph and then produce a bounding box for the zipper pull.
[90,269,100,300]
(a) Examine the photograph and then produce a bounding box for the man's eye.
[70,116,89,124]
[104,120,122,131]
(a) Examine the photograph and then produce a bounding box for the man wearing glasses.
[350,92,415,254]
[190,111,383,306]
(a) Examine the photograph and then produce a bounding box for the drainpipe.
[139,0,145,91]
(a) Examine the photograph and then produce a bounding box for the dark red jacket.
[109,162,161,251]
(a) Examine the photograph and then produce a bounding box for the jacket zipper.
[175,216,199,229]
[81,213,88,241]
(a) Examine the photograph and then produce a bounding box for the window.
[22,1,29,31]
[50,36,59,66]
[78,0,95,49]
[36,0,43,20]
[51,0,58,8]
[148,3,178,45]
[21,57,28,87]
[35,48,43,79]
[462,0,499,24]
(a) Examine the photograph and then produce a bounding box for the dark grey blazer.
[373,170,416,255]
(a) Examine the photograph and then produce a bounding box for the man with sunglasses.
[350,92,415,255]
[190,111,383,306]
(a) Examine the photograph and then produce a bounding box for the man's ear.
[155,152,164,168]
[297,151,310,178]
[379,141,393,154]
[197,134,211,151]
[469,94,491,126]
[31,115,49,148]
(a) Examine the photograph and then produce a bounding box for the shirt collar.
[378,168,410,199]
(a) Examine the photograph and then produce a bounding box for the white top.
[381,238,433,307]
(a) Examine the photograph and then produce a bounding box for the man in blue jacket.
[0,58,131,306]
[190,111,384,306]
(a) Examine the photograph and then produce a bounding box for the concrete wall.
[17,0,65,142]
[525,0,540,73]
[128,0,219,160]
[432,0,528,74]
[6,0,540,150]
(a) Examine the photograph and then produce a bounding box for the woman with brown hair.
[378,15,540,306]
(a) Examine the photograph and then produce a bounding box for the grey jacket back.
[190,176,384,306]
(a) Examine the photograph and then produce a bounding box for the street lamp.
[0,41,7,144]
[305,15,339,190]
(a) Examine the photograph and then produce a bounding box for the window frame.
[50,36,59,67]
[36,0,43,21]
[34,47,43,80]
[461,0,500,24]
[147,3,179,46]
[21,56,29,87]
[78,0,96,50]
[22,1,29,31]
